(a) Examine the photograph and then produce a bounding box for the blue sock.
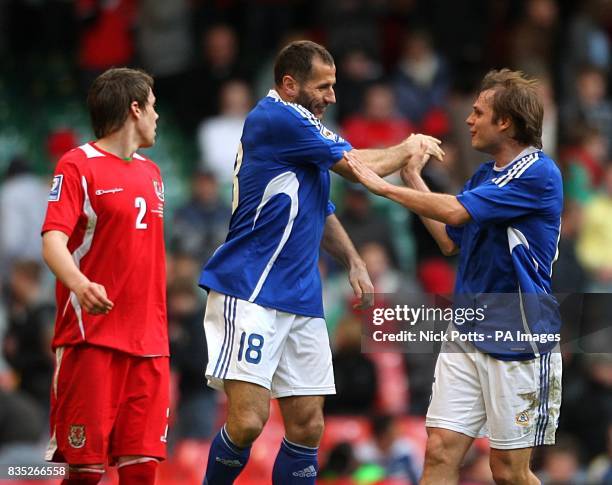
[203,425,251,485]
[272,437,319,484]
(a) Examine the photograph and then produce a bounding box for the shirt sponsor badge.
[49,175,63,202]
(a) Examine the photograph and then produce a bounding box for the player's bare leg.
[225,380,271,446]
[272,395,325,484]
[204,380,270,484]
[278,395,325,447]
[489,447,540,485]
[420,427,474,485]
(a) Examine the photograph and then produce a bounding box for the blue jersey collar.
[493,146,540,172]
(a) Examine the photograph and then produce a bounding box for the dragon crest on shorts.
[68,424,86,448]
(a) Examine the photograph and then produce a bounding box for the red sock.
[118,460,158,485]
[62,470,103,485]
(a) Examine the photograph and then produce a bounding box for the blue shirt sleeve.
[446,224,463,246]
[325,200,336,216]
[274,106,352,170]
[457,161,551,225]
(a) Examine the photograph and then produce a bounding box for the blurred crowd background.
[0,0,612,484]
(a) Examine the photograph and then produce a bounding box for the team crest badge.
[319,125,338,142]
[68,424,86,448]
[49,175,63,201]
[153,180,164,201]
[515,411,530,427]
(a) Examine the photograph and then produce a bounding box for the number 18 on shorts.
[203,291,336,398]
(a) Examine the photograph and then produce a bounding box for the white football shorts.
[203,290,336,398]
[426,337,562,449]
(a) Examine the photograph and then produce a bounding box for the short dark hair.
[87,68,154,139]
[480,69,543,149]
[274,40,334,86]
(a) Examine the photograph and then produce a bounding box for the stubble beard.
[295,89,324,119]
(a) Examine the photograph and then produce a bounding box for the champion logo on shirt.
[292,465,317,478]
[95,188,124,196]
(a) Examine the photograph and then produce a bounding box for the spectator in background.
[334,48,383,123]
[576,163,612,291]
[317,0,383,67]
[0,157,49,277]
[354,414,421,485]
[507,0,559,74]
[586,423,612,485]
[562,354,612,462]
[168,278,216,441]
[170,169,231,265]
[197,80,252,188]
[391,29,450,137]
[2,260,55,409]
[359,241,418,296]
[537,74,558,158]
[178,24,248,134]
[561,0,610,100]
[325,315,378,416]
[560,126,608,204]
[341,83,414,149]
[337,184,398,267]
[552,202,588,294]
[319,442,359,485]
[537,435,586,485]
[561,65,612,158]
[75,0,137,89]
[136,0,193,110]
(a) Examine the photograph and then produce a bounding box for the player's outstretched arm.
[344,151,471,229]
[42,230,114,315]
[321,214,374,310]
[400,167,459,256]
[332,134,445,182]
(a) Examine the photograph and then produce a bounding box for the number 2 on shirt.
[135,197,148,229]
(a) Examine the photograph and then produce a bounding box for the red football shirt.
[42,142,168,356]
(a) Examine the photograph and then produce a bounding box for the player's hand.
[344,151,392,196]
[349,260,374,310]
[74,280,114,315]
[402,133,445,174]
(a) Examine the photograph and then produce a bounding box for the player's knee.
[227,411,268,447]
[490,458,533,485]
[423,433,457,469]
[285,411,324,447]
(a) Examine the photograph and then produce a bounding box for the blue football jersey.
[446,147,563,359]
[199,90,352,318]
